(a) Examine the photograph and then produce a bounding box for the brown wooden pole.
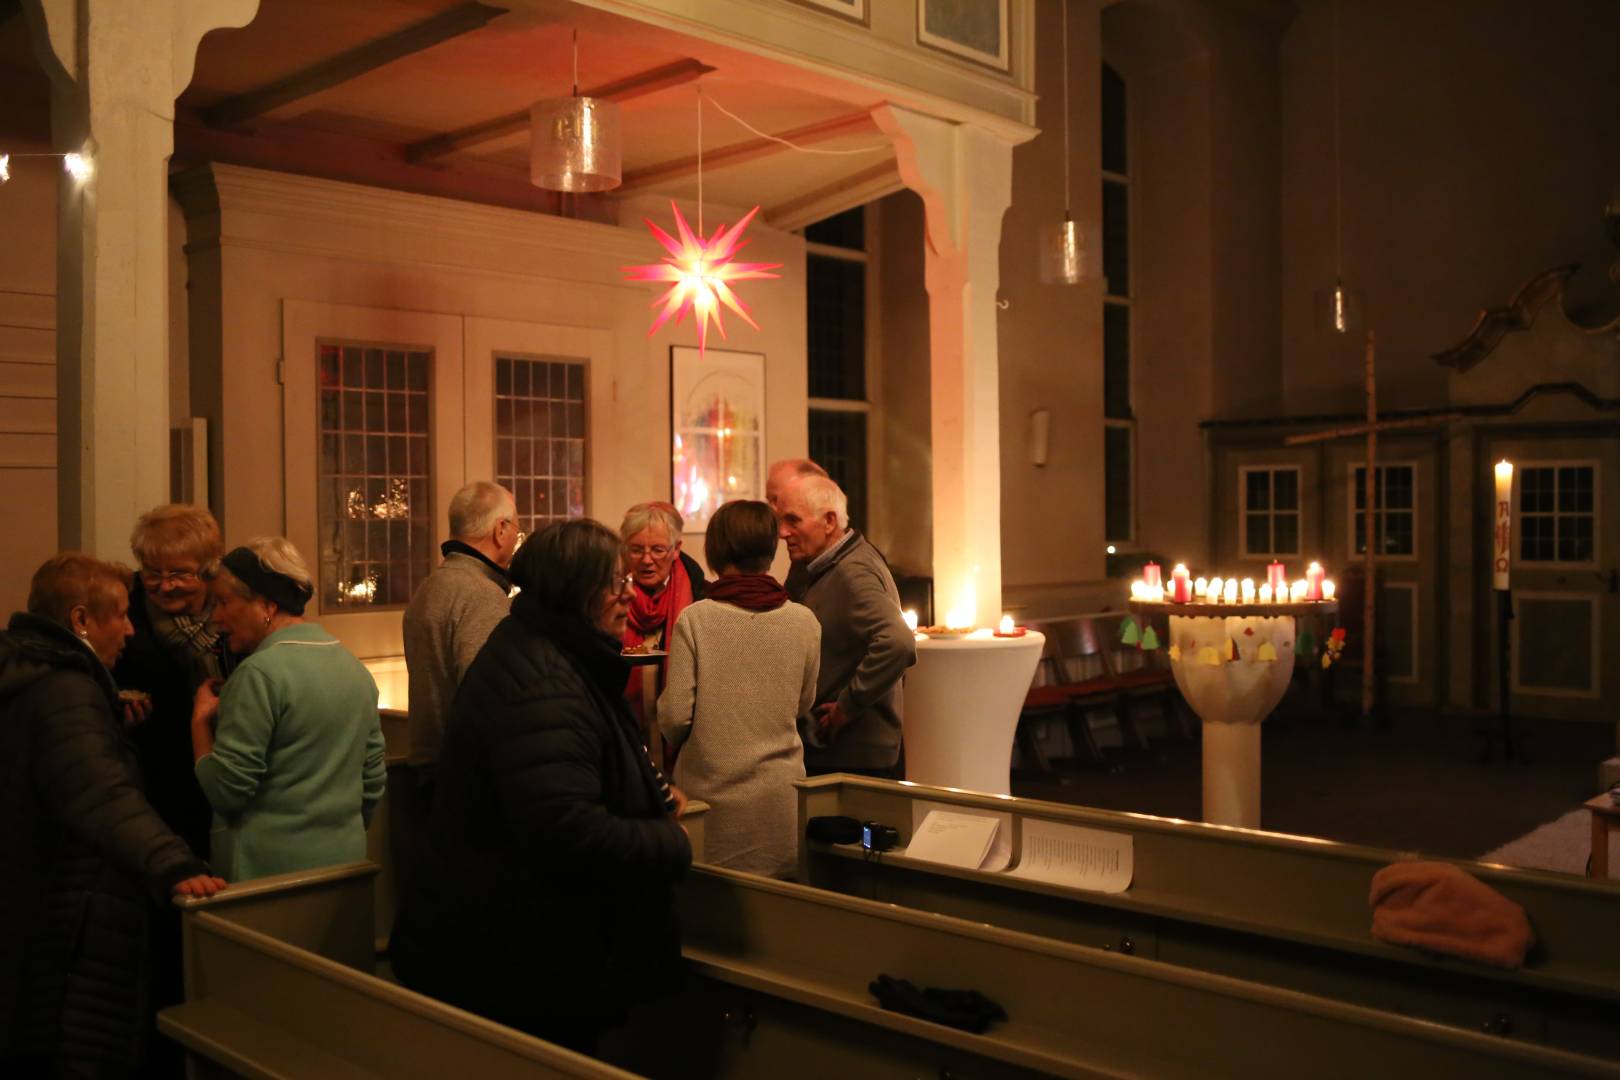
[1362,331,1377,720]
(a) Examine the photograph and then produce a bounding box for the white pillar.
[22,0,258,556]
[873,105,1015,628]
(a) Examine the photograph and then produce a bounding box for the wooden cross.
[1279,333,1459,719]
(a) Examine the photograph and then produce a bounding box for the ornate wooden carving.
[1431,264,1579,372]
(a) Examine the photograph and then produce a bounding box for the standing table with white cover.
[1130,600,1336,828]
[902,630,1045,796]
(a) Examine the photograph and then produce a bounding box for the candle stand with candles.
[1130,575,1337,829]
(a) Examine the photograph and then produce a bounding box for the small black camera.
[861,821,899,853]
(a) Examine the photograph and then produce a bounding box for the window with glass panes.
[1241,467,1301,557]
[316,341,433,609]
[805,206,869,530]
[494,355,587,539]
[1519,464,1596,563]
[1351,464,1416,557]
[1102,62,1133,543]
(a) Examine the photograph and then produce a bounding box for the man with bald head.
[777,473,915,778]
[403,481,520,770]
[766,457,828,511]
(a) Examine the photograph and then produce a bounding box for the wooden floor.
[1014,703,1613,862]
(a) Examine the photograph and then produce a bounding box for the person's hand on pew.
[172,874,229,899]
[670,783,689,821]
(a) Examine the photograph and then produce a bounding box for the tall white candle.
[1493,460,1513,590]
[1222,579,1238,603]
[1259,583,1273,603]
[1194,577,1208,598]
[1240,578,1256,603]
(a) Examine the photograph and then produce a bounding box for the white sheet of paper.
[1007,818,1133,892]
[904,810,1002,870]
[910,801,1013,870]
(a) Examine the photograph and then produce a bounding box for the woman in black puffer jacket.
[0,554,225,1078]
[391,519,692,1055]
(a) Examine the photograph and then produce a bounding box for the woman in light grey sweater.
[658,501,819,878]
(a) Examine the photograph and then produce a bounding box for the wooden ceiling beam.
[616,111,884,193]
[405,58,714,165]
[202,2,507,129]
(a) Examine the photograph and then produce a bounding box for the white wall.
[176,164,806,659]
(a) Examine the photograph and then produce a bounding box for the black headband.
[220,547,312,616]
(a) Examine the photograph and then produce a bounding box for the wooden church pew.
[160,852,1620,1078]
[795,775,1620,1059]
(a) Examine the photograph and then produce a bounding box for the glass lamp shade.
[1039,216,1099,285]
[530,96,622,193]
[1313,281,1365,334]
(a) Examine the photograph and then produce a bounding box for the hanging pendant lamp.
[1315,0,1363,333]
[531,30,622,193]
[1040,0,1096,285]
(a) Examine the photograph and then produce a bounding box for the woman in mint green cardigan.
[190,538,386,881]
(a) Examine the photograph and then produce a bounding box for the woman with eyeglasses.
[1,553,225,1078]
[618,502,707,753]
[113,504,232,861]
[111,504,236,1076]
[391,519,691,1055]
[189,537,386,882]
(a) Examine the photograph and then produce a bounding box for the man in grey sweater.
[403,482,518,769]
[778,474,916,777]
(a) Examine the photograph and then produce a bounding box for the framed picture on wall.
[670,346,766,532]
[789,0,868,25]
[917,0,1009,71]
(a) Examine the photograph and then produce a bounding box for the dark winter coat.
[0,612,209,1069]
[112,575,219,859]
[389,595,691,1037]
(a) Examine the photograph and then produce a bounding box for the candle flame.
[999,615,1015,634]
[902,608,919,632]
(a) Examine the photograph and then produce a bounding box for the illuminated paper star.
[623,201,781,357]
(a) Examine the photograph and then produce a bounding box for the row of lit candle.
[901,609,1027,638]
[1131,561,1335,604]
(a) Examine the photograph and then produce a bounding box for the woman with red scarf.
[657,501,820,877]
[619,503,707,737]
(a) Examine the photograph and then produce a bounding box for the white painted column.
[874,104,1014,627]
[22,0,258,555]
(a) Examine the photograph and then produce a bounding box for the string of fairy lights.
[0,151,94,184]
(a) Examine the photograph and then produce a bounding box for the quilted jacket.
[390,596,691,1036]
[0,612,208,1068]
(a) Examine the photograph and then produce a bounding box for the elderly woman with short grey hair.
[190,537,386,882]
[619,501,708,651]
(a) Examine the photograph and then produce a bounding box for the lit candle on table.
[1171,563,1191,603]
[1240,578,1256,603]
[1130,581,1145,601]
[1305,561,1325,600]
[1208,577,1223,602]
[1323,579,1337,601]
[1266,561,1287,594]
[1259,583,1273,603]
[1194,577,1208,598]
[1142,561,1162,590]
[1222,579,1238,603]
[1290,580,1307,602]
[995,614,1026,637]
[903,608,919,632]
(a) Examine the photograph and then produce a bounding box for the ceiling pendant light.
[1040,0,1095,285]
[1315,0,1362,333]
[531,30,621,193]
[623,86,781,357]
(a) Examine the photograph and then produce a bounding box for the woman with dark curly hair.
[392,518,691,1055]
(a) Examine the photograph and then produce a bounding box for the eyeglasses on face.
[140,567,200,586]
[624,544,672,560]
[612,574,635,597]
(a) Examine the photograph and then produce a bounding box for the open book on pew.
[905,806,1133,893]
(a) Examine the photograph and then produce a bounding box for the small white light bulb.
[0,154,10,184]
[63,153,91,180]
